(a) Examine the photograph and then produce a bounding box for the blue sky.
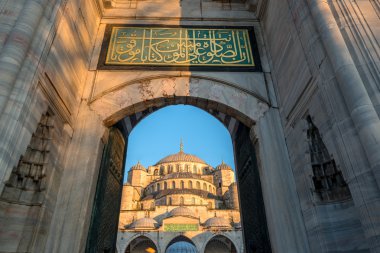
[124,105,235,176]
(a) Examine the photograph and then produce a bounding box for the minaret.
[180,138,184,153]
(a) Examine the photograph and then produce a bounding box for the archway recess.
[77,75,310,253]
[165,235,197,253]
[204,235,237,253]
[125,236,157,253]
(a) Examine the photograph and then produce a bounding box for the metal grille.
[235,125,272,253]
[86,128,126,253]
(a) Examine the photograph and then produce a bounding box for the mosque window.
[176,164,180,172]
[154,169,159,176]
[208,185,211,192]
[196,181,201,189]
[306,116,351,202]
[180,180,185,189]
[164,182,168,189]
[172,181,176,189]
[180,196,184,205]
[203,183,207,191]
[185,164,189,172]
[157,183,160,191]
[189,181,193,189]
[168,197,172,205]
[193,165,197,173]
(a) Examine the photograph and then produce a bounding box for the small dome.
[128,218,157,230]
[169,206,196,218]
[130,161,146,171]
[216,161,232,171]
[204,217,231,229]
[166,242,197,253]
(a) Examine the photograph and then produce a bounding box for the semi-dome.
[128,217,157,230]
[166,241,197,253]
[169,206,196,218]
[130,161,146,171]
[204,217,231,228]
[216,161,232,171]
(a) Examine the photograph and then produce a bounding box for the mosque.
[116,143,242,253]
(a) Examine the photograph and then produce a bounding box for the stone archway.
[204,235,237,253]
[165,235,197,253]
[78,75,309,253]
[87,76,273,252]
[125,236,158,253]
[89,75,269,127]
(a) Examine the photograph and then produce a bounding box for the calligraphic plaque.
[101,26,259,70]
[164,224,199,232]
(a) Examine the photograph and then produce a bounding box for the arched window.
[203,183,207,191]
[180,196,184,205]
[196,181,201,189]
[164,182,168,189]
[168,165,172,173]
[180,180,185,189]
[157,183,160,191]
[208,185,211,192]
[154,169,159,176]
[193,165,197,173]
[176,164,180,172]
[185,164,189,172]
[168,197,172,205]
[188,181,193,189]
[172,181,176,189]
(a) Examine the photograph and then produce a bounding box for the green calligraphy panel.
[105,27,255,67]
[164,224,199,232]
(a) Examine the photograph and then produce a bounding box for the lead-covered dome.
[156,151,207,165]
[130,161,146,171]
[216,161,233,171]
[128,217,157,230]
[204,217,231,229]
[169,206,196,218]
[166,242,197,253]
[156,141,208,165]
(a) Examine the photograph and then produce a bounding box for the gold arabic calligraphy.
[106,27,255,66]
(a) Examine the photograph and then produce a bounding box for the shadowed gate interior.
[85,101,271,253]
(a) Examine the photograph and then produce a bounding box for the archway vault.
[88,75,270,132]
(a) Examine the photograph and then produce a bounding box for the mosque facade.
[116,144,242,253]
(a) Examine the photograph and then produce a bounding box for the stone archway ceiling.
[89,75,269,130]
[116,97,246,140]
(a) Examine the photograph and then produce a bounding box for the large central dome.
[156,141,208,165]
[156,151,207,165]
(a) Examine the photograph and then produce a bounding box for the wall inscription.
[164,223,199,232]
[101,26,259,70]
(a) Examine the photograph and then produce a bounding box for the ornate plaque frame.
[98,25,262,72]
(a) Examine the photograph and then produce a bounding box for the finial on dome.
[180,138,184,153]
